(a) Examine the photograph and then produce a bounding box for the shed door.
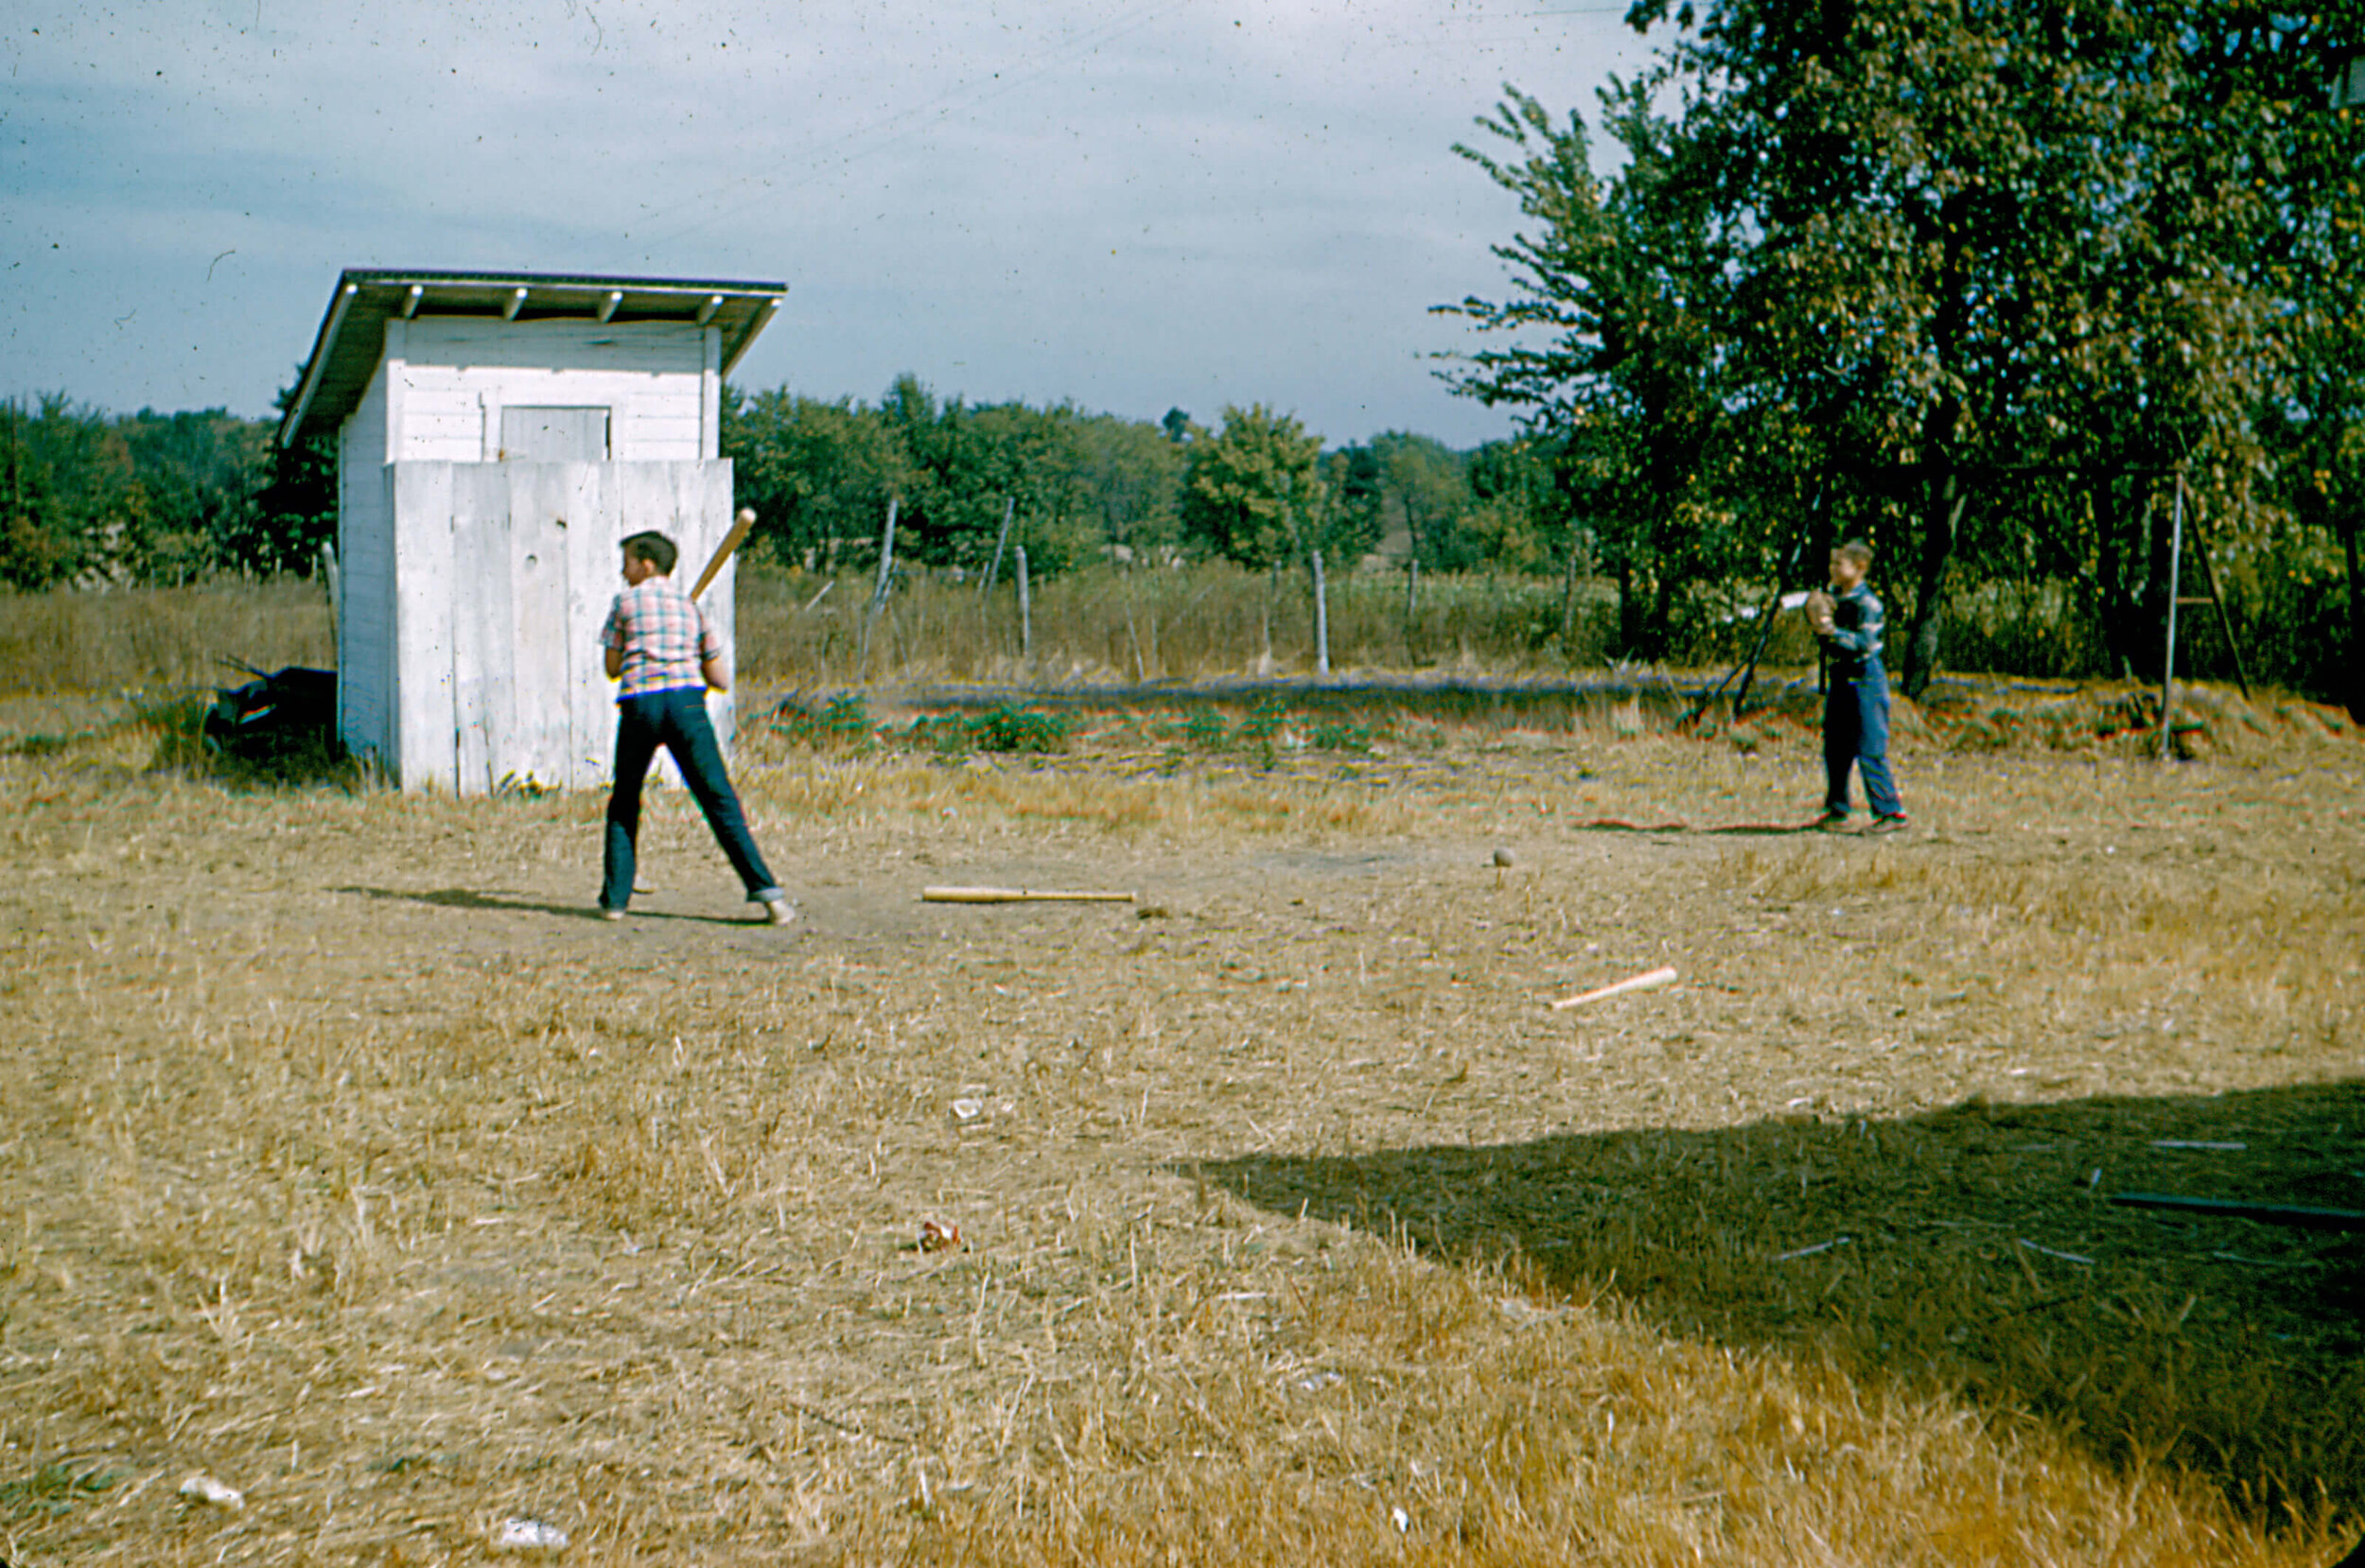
[499,406,610,462]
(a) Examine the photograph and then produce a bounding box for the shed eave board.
[283,269,786,449]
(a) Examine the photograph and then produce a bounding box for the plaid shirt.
[1825,583,1885,676]
[602,578,721,700]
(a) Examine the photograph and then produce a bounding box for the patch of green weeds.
[905,712,977,758]
[1307,718,1375,754]
[773,692,875,750]
[1,1461,116,1524]
[1238,698,1289,768]
[901,703,1074,758]
[1178,707,1230,753]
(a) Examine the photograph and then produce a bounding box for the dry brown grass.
[1,676,2361,1565]
[0,580,335,698]
[739,561,1627,687]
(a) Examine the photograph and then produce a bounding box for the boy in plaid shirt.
[1805,538,1907,833]
[597,530,794,924]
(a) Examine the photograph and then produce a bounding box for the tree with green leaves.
[1452,2,2356,694]
[725,387,913,573]
[1,396,136,590]
[1180,404,1327,571]
[2258,16,2365,717]
[1441,82,1738,657]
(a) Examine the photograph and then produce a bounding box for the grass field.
[1,672,2360,1565]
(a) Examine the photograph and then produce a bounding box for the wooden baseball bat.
[1550,965,1678,1011]
[921,886,1137,904]
[691,508,758,600]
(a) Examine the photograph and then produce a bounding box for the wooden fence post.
[859,496,899,676]
[1016,545,1032,668]
[1310,549,1331,679]
[980,495,1014,601]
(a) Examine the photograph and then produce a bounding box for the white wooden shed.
[278,269,787,793]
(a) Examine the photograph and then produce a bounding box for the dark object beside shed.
[204,667,339,761]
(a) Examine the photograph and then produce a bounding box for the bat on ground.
[921,886,1137,904]
[1550,965,1678,1011]
[691,508,758,600]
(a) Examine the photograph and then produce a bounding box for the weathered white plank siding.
[505,464,576,790]
[393,319,708,462]
[391,463,460,791]
[561,464,620,791]
[337,366,394,765]
[449,464,515,794]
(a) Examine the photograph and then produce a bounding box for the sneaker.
[598,906,626,921]
[1868,814,1910,835]
[761,897,798,927]
[1813,810,1850,831]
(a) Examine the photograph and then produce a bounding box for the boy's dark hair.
[1835,538,1875,569]
[621,531,678,574]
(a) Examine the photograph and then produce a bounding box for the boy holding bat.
[596,525,796,924]
[1804,539,1908,834]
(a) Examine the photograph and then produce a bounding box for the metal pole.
[2159,471,2185,761]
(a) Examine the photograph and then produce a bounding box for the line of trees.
[722,374,1557,586]
[0,379,1554,605]
[1443,0,2363,714]
[0,394,332,591]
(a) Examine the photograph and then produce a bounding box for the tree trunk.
[1899,208,1972,702]
[1616,559,1641,655]
[1559,530,1584,650]
[1900,478,1965,699]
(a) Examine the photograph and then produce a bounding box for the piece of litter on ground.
[951,1097,984,1121]
[1392,1505,1411,1533]
[1770,1236,1851,1263]
[493,1517,569,1552]
[178,1473,243,1508]
[920,1217,964,1253]
[2018,1239,2095,1265]
[2151,1140,2246,1152]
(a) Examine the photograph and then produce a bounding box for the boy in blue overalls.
[1805,539,1908,834]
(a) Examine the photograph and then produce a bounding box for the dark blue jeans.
[601,687,782,913]
[1824,662,1903,819]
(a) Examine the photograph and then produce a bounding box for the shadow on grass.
[337,886,759,928]
[1191,1080,2365,1522]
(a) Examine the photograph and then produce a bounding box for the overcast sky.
[3,1,1653,449]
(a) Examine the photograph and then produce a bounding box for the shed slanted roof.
[278,269,788,448]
